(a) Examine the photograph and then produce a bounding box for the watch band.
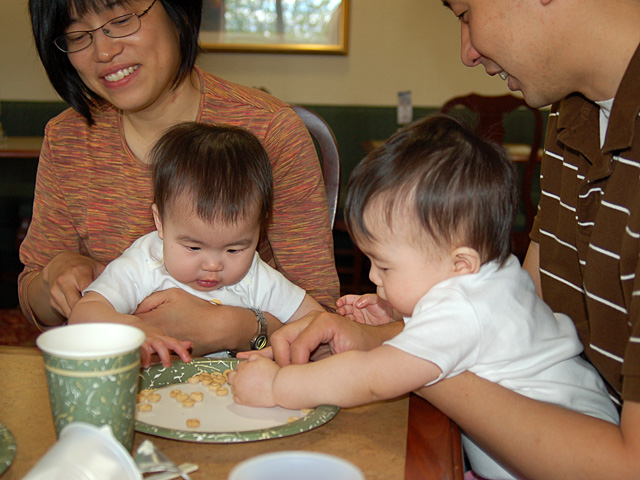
[248,307,268,350]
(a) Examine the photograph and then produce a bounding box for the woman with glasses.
[21,0,339,358]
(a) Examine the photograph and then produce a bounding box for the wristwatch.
[248,308,268,350]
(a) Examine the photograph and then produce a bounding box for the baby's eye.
[227,248,244,255]
[186,246,201,252]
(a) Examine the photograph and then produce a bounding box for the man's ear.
[450,247,481,275]
[151,204,164,239]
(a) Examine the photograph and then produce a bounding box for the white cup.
[228,451,364,480]
[23,422,141,480]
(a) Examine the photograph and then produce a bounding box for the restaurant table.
[0,346,463,480]
[0,137,43,159]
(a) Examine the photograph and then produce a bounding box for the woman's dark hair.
[345,114,519,265]
[29,0,202,125]
[152,122,273,229]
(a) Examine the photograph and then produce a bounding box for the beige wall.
[0,0,510,106]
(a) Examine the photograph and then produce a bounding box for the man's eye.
[456,11,469,22]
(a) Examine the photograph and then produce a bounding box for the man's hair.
[345,114,519,265]
[152,122,273,229]
[29,0,202,125]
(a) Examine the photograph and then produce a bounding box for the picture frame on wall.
[200,0,349,54]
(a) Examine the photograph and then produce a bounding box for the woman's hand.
[37,251,105,320]
[336,294,397,325]
[134,289,274,355]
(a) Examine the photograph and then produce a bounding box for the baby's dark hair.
[152,122,273,228]
[345,115,519,265]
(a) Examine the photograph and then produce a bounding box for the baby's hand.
[336,294,395,325]
[227,354,279,407]
[133,319,192,368]
[142,333,192,369]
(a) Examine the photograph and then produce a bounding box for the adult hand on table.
[264,310,403,366]
[40,251,105,318]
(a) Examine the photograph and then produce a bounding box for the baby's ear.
[151,204,164,238]
[450,247,481,275]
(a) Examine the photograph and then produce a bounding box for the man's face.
[442,0,566,108]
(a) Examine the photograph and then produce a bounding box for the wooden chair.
[440,93,544,262]
[292,105,341,229]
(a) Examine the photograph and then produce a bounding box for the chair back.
[292,105,341,229]
[440,93,544,261]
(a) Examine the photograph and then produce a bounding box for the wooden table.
[0,137,43,159]
[0,346,462,480]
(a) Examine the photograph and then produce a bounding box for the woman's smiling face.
[65,0,183,114]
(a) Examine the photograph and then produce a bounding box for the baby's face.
[155,201,261,292]
[357,212,457,317]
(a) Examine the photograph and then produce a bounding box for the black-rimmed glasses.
[54,0,158,53]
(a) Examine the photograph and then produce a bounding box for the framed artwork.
[200,0,349,54]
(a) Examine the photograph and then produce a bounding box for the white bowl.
[228,451,364,480]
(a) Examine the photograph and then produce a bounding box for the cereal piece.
[139,389,153,397]
[200,377,213,386]
[301,408,313,415]
[222,369,233,378]
[147,393,162,403]
[136,394,146,403]
[170,389,181,398]
[137,403,152,412]
[187,375,201,384]
[208,385,219,391]
[287,416,300,423]
[186,418,200,428]
[190,392,204,402]
[182,399,196,408]
[176,393,189,402]
[215,387,229,396]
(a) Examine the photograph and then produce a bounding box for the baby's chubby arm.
[336,294,401,325]
[70,291,192,368]
[228,345,441,410]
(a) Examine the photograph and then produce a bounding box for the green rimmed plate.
[135,358,339,443]
[0,423,16,476]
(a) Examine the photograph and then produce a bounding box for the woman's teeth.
[104,65,139,82]
[499,71,508,81]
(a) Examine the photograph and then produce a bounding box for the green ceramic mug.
[36,323,145,451]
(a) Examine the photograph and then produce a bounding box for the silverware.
[134,440,195,480]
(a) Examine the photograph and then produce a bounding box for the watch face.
[252,334,268,350]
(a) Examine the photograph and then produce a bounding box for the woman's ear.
[450,247,481,275]
[151,204,164,239]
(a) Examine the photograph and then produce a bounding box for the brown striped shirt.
[19,68,339,324]
[531,43,640,405]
